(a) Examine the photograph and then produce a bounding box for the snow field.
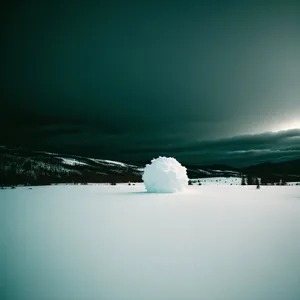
[1,184,300,300]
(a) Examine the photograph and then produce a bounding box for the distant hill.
[0,146,143,186]
[241,159,300,183]
[0,145,299,186]
[242,159,300,175]
[185,163,241,178]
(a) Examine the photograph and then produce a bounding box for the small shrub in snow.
[142,157,189,193]
[256,178,260,189]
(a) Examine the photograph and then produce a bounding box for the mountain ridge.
[0,145,299,186]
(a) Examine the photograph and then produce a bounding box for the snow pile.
[142,156,189,193]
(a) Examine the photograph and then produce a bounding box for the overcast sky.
[1,1,300,166]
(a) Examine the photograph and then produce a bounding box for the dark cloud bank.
[1,1,300,166]
[2,117,300,167]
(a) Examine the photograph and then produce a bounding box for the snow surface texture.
[1,184,300,300]
[142,156,189,193]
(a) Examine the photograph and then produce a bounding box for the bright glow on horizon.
[271,120,300,132]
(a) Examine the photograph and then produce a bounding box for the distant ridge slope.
[0,146,143,185]
[0,145,299,185]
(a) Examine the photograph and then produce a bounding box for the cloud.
[181,130,300,166]
[2,109,299,166]
[120,129,300,166]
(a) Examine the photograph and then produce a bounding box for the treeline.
[1,158,75,186]
[0,166,142,186]
[241,174,289,186]
[0,152,142,186]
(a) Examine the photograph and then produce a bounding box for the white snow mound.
[142,156,189,193]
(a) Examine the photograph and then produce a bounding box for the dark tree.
[241,176,246,185]
[280,177,287,186]
[256,178,260,189]
[247,175,254,185]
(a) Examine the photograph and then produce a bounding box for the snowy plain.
[1,183,300,300]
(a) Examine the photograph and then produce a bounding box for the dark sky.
[1,1,300,166]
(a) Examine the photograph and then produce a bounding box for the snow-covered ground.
[1,184,300,300]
